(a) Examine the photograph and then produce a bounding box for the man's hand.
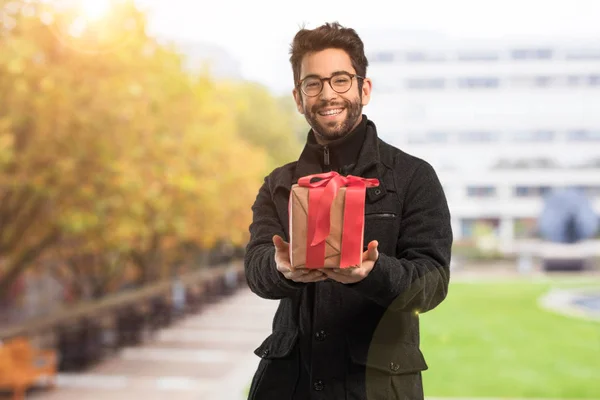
[273,235,327,283]
[321,240,379,284]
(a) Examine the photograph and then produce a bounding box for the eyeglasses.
[298,72,364,97]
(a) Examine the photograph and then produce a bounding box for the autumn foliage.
[0,0,304,298]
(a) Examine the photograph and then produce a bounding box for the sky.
[130,0,600,93]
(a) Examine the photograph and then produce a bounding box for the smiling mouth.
[318,108,344,116]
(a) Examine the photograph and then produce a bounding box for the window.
[404,52,446,62]
[584,186,600,197]
[461,218,500,239]
[493,158,558,169]
[565,49,600,60]
[426,131,448,143]
[534,76,554,87]
[461,219,477,238]
[458,77,500,89]
[566,75,600,87]
[567,130,600,142]
[405,78,446,89]
[514,186,552,197]
[567,75,585,87]
[407,131,448,144]
[513,158,558,169]
[577,158,600,168]
[458,131,499,143]
[568,186,600,197]
[457,51,499,61]
[467,186,497,197]
[514,218,538,239]
[510,75,564,88]
[513,130,555,142]
[370,52,395,63]
[511,48,553,60]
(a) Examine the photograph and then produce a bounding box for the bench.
[0,337,57,399]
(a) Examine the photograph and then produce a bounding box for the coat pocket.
[346,336,428,400]
[253,329,298,359]
[249,330,299,400]
[363,212,400,256]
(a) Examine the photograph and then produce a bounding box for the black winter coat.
[244,118,453,400]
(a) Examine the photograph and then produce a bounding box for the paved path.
[20,276,600,400]
[29,288,278,400]
[539,286,600,322]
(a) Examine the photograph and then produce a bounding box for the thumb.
[366,240,379,261]
[273,235,289,252]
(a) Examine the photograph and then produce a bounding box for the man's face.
[293,48,372,144]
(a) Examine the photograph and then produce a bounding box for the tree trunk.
[0,228,60,295]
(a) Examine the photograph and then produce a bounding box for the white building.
[362,31,600,249]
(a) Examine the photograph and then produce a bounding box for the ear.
[360,77,373,106]
[292,87,305,114]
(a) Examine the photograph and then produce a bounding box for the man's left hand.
[321,240,379,284]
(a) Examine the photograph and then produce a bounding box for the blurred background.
[0,0,598,399]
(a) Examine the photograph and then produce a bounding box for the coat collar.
[291,117,381,184]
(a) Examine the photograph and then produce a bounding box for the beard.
[303,96,363,142]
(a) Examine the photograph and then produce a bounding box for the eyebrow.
[300,70,352,80]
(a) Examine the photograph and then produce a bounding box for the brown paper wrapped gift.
[288,172,379,269]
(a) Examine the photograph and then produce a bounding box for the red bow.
[297,171,380,268]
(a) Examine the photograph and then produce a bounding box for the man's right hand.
[273,235,327,283]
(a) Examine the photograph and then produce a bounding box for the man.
[244,22,452,400]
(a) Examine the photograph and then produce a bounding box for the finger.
[322,270,349,284]
[283,269,301,279]
[276,261,297,275]
[293,270,324,283]
[293,269,310,276]
[304,274,328,283]
[331,267,354,275]
[276,264,291,274]
[320,269,337,278]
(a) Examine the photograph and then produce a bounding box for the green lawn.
[420,278,600,398]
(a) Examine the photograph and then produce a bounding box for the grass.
[243,277,600,398]
[419,278,600,398]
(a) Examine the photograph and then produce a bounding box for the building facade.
[363,32,600,249]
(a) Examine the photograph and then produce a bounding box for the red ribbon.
[297,171,379,268]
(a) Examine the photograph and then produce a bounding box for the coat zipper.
[366,213,397,218]
[323,146,330,168]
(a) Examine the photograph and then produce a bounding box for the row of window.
[460,216,600,239]
[492,158,600,169]
[465,185,600,198]
[400,75,600,90]
[369,48,600,63]
[460,218,541,239]
[406,130,600,144]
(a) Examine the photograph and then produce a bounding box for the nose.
[319,80,338,101]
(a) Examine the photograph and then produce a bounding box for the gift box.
[288,171,379,269]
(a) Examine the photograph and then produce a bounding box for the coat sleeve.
[244,176,306,300]
[348,161,453,313]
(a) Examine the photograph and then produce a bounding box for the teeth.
[320,109,342,116]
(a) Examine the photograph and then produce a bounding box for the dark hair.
[289,22,368,88]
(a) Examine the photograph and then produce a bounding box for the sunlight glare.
[79,0,112,21]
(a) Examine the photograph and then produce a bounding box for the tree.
[0,0,299,297]
[218,81,305,170]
